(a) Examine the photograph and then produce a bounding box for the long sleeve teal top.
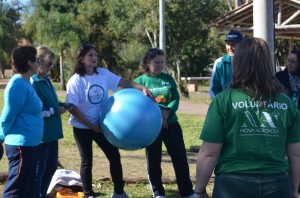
[31,74,63,143]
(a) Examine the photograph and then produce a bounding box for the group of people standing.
[1,29,300,198]
[0,44,195,198]
[0,46,67,198]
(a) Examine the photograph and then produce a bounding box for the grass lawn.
[0,84,214,197]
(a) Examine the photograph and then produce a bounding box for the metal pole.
[159,0,167,73]
[253,0,275,69]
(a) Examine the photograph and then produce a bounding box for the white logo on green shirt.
[240,111,280,137]
[232,101,288,110]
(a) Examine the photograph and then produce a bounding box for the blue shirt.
[0,74,43,146]
[209,54,232,99]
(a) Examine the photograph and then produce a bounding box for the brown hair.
[288,49,300,75]
[139,48,165,75]
[230,37,283,101]
[74,44,98,76]
[11,46,37,74]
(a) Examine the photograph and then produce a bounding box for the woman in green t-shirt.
[134,48,194,198]
[194,37,300,198]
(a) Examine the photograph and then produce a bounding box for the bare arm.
[194,141,223,198]
[118,78,154,99]
[68,106,101,133]
[286,142,300,198]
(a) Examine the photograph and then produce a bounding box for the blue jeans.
[212,173,291,198]
[34,141,58,198]
[2,145,38,198]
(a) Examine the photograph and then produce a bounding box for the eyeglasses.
[287,59,299,64]
[47,62,54,69]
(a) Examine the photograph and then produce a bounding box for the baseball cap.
[225,30,243,42]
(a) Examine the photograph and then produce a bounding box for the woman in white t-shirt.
[66,44,152,198]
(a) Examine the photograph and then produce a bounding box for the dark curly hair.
[139,48,165,75]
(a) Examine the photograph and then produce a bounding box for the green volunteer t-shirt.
[134,73,179,124]
[200,88,300,174]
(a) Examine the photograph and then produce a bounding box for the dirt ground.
[178,100,208,115]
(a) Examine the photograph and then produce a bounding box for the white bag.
[47,169,83,197]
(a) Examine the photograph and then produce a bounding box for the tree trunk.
[227,0,232,10]
[175,57,189,98]
[60,48,66,90]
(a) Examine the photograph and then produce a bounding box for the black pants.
[73,127,124,196]
[146,121,194,197]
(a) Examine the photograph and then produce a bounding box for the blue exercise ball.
[99,88,162,150]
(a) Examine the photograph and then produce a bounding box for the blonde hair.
[36,45,56,64]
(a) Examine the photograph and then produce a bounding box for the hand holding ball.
[99,89,162,150]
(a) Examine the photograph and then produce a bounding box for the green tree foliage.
[0,0,22,67]
[75,0,122,76]
[105,0,160,78]
[23,0,84,89]
[105,0,227,82]
[23,0,127,87]
[21,0,230,87]
[165,0,225,81]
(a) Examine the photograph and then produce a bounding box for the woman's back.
[201,88,300,175]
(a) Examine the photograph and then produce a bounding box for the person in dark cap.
[209,29,243,99]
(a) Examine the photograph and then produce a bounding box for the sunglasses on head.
[149,48,160,52]
[79,44,96,52]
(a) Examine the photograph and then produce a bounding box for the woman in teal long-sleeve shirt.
[31,45,67,198]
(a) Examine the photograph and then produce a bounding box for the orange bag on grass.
[55,189,84,198]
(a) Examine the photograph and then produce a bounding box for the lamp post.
[159,0,167,73]
[253,0,275,68]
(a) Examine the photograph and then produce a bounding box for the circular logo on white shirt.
[88,85,105,104]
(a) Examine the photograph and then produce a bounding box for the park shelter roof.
[213,0,300,39]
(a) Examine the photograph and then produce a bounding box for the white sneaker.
[111,191,129,198]
[155,196,165,198]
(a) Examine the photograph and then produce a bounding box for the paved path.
[178,100,208,115]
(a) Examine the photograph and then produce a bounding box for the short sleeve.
[286,104,300,143]
[66,75,80,106]
[200,97,224,143]
[100,68,121,92]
